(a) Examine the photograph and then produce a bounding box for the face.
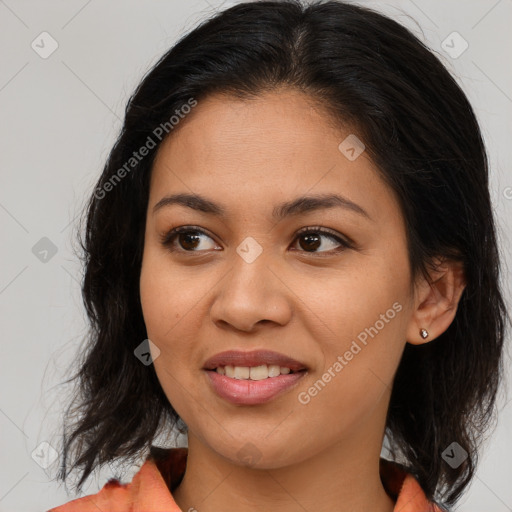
[140,88,416,469]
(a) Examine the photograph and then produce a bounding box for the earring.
[419,328,429,339]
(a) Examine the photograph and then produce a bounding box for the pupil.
[181,233,200,250]
[300,233,320,251]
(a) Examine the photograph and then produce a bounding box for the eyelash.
[159,225,353,256]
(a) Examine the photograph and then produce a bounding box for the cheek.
[297,250,410,386]
[139,250,202,413]
[139,247,212,378]
[140,247,198,336]
[294,276,408,440]
[140,253,185,384]
[140,259,169,338]
[299,260,407,338]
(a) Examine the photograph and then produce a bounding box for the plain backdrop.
[1,1,511,511]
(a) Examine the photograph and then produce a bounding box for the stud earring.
[419,328,429,339]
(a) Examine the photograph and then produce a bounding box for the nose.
[209,252,293,333]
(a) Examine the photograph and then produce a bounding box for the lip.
[203,349,309,405]
[205,370,308,405]
[203,349,308,372]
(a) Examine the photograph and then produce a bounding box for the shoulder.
[46,477,134,512]
[380,458,449,512]
[46,447,187,512]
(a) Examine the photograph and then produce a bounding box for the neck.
[173,424,395,512]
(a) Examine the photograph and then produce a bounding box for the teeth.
[250,365,270,380]
[268,365,282,377]
[215,364,296,380]
[234,366,250,379]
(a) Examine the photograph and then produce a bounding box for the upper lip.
[203,350,308,372]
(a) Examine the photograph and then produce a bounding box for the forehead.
[149,89,400,226]
[153,90,335,167]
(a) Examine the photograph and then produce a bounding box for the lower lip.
[205,370,307,405]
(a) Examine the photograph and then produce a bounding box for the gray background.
[0,1,511,511]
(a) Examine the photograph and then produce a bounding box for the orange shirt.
[47,447,447,511]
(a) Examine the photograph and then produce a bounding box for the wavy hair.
[55,1,509,507]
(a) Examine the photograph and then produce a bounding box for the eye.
[160,226,220,253]
[291,226,352,254]
[160,225,353,255]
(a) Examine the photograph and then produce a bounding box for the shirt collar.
[48,446,447,511]
[150,446,447,512]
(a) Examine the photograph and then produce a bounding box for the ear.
[406,257,466,345]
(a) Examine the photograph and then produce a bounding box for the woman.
[48,1,509,511]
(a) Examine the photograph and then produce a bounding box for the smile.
[205,367,308,405]
[212,364,298,380]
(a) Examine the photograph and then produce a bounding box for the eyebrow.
[152,192,371,221]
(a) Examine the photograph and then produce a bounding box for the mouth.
[205,364,305,380]
[203,349,308,375]
[202,349,308,405]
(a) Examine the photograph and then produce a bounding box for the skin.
[139,88,466,512]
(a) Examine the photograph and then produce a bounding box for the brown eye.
[160,227,219,253]
[292,227,352,254]
[160,225,352,255]
[299,232,322,251]
[177,231,201,251]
